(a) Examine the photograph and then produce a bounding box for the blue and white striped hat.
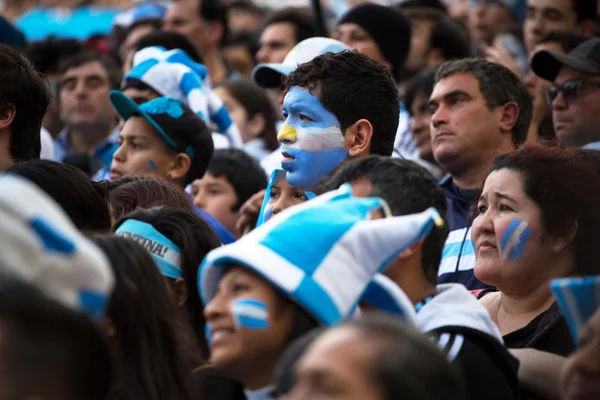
[0,176,114,321]
[127,46,243,148]
[199,184,440,325]
[113,3,166,28]
[551,275,600,345]
[252,37,351,89]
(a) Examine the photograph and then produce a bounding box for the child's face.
[266,176,309,220]
[110,116,177,181]
[191,173,240,237]
[204,266,295,386]
[278,86,348,191]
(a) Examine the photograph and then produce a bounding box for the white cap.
[252,37,351,89]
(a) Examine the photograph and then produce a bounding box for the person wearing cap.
[199,185,440,400]
[531,37,600,149]
[523,0,596,55]
[108,92,236,244]
[324,156,520,400]
[334,3,411,84]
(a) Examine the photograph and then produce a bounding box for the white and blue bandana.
[127,46,244,148]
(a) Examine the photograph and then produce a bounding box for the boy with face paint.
[109,91,236,244]
[252,38,399,192]
[199,185,440,400]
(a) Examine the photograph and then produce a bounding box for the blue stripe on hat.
[78,289,108,322]
[292,274,342,325]
[180,71,203,96]
[29,216,76,254]
[258,197,382,276]
[211,105,233,131]
[551,276,600,345]
[127,58,160,81]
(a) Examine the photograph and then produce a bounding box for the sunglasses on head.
[546,79,600,106]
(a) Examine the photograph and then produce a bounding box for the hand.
[481,41,520,77]
[235,189,266,236]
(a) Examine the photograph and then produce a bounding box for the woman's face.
[561,309,600,400]
[472,169,570,290]
[204,266,295,387]
[214,87,252,143]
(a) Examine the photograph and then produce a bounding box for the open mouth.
[210,327,236,344]
[281,151,295,163]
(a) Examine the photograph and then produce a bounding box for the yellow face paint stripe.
[277,125,297,141]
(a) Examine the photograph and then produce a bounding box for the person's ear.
[247,114,266,140]
[498,101,519,134]
[0,104,16,131]
[398,238,425,260]
[173,277,189,309]
[344,119,373,158]
[550,220,578,254]
[168,153,192,182]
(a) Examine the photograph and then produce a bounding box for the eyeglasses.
[546,79,600,106]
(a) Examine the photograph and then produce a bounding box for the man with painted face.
[278,50,399,192]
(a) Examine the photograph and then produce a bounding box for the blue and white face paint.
[499,218,532,260]
[278,87,347,191]
[232,298,270,330]
[115,219,183,279]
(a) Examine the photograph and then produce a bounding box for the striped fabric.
[0,176,114,320]
[551,276,600,345]
[199,184,441,326]
[438,227,476,278]
[128,46,244,148]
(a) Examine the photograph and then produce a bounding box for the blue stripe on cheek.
[283,148,347,191]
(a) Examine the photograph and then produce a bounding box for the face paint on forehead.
[279,86,348,191]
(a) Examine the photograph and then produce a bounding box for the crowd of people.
[0,0,600,399]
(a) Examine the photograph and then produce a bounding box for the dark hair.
[92,236,200,400]
[194,0,229,46]
[58,50,122,91]
[572,0,597,23]
[207,149,267,210]
[537,30,590,53]
[273,328,325,396]
[0,44,50,162]
[113,207,221,358]
[126,18,163,40]
[398,0,448,13]
[25,38,84,75]
[261,7,317,44]
[405,66,438,115]
[218,79,278,151]
[489,145,600,276]
[229,0,265,17]
[435,58,532,146]
[223,30,260,56]
[344,314,467,400]
[7,159,111,232]
[0,277,112,400]
[323,156,449,284]
[133,30,203,64]
[104,175,193,222]
[430,16,471,61]
[284,51,399,156]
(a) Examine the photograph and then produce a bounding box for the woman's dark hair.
[7,159,111,232]
[92,235,201,400]
[405,66,438,115]
[489,144,600,275]
[218,79,279,151]
[104,175,192,223]
[133,30,203,64]
[113,207,221,358]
